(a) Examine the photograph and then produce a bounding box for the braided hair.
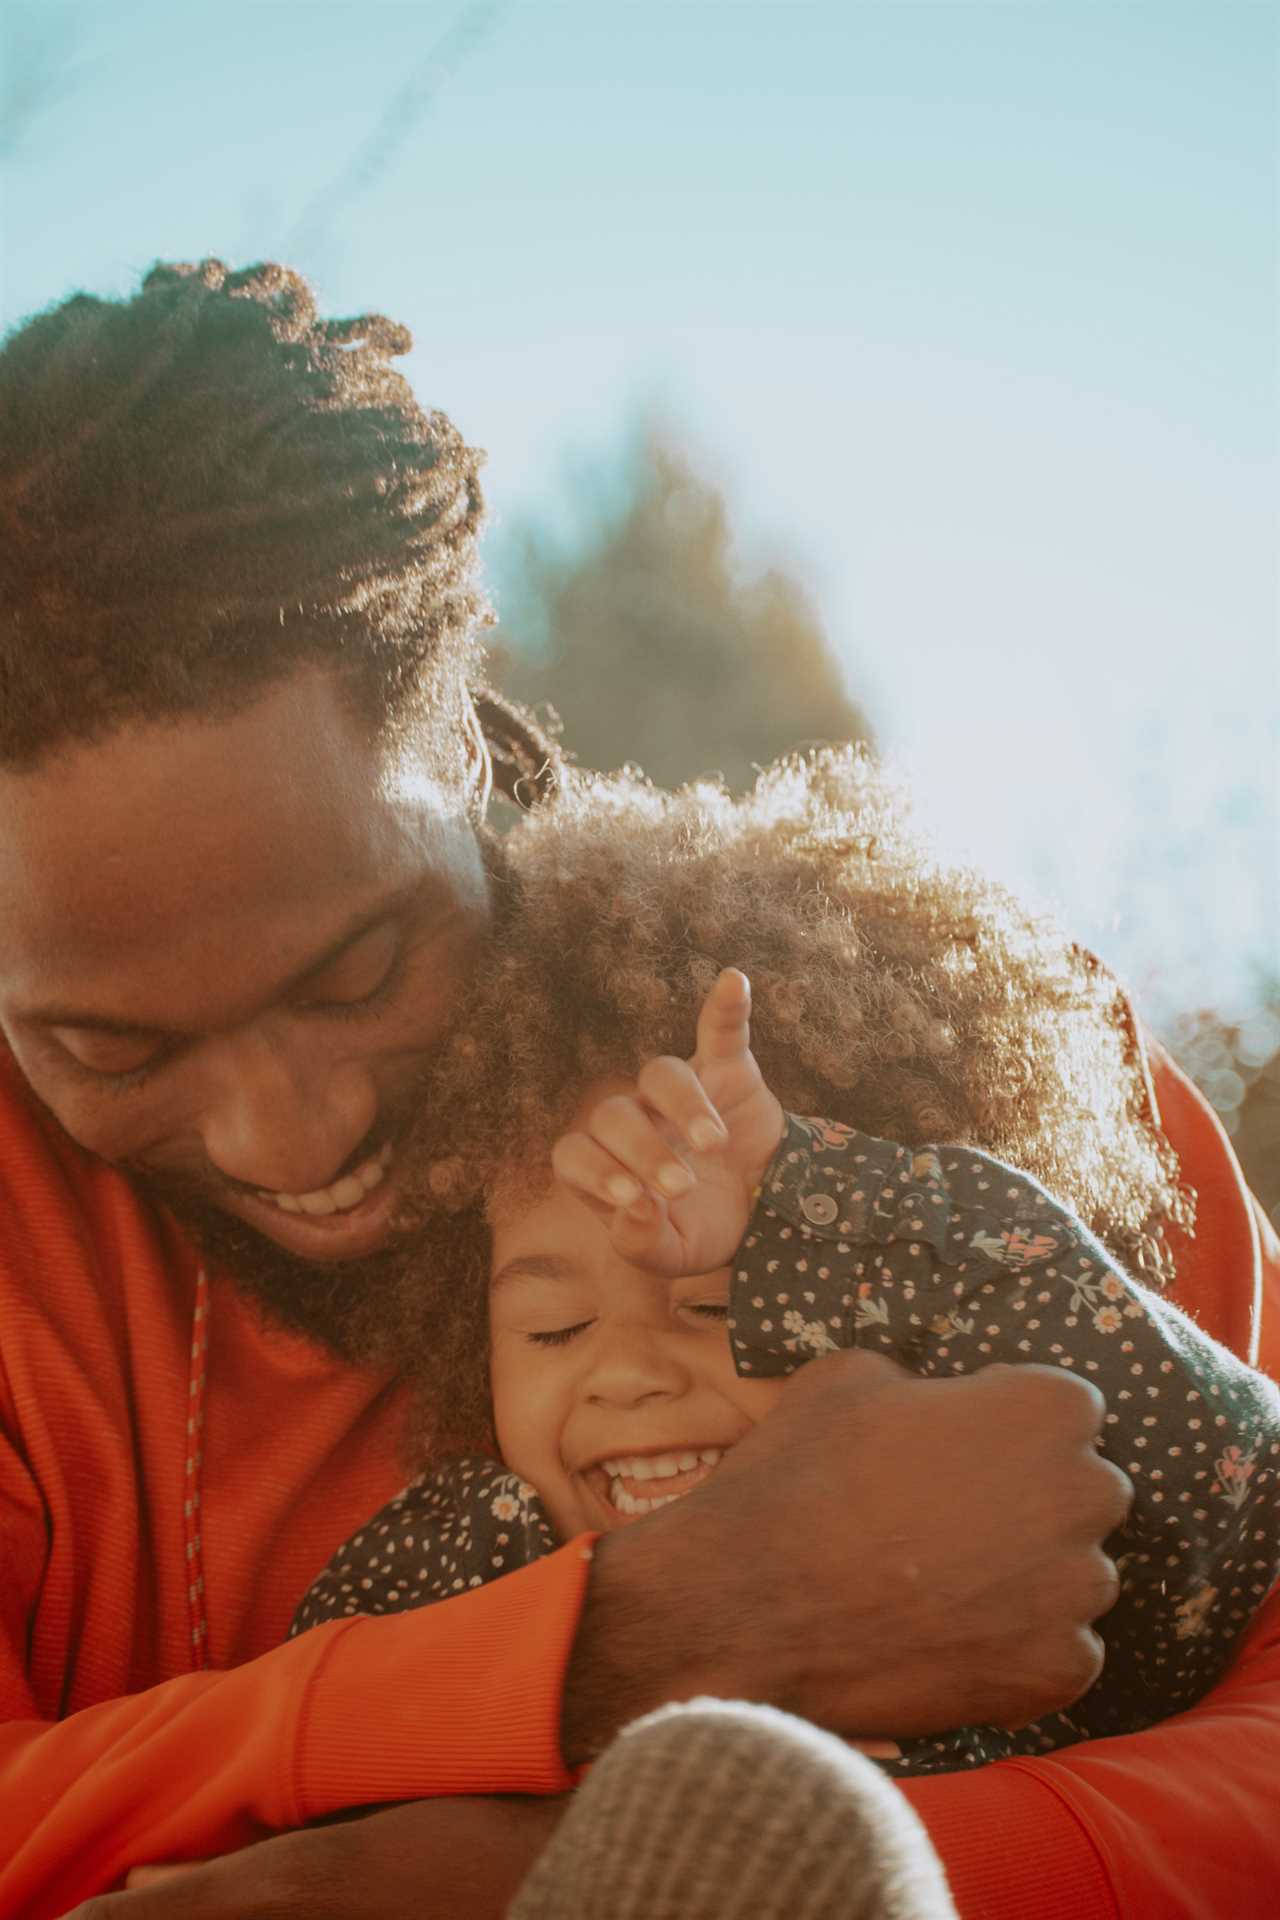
[0,257,556,794]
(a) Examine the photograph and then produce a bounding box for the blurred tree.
[487,422,872,793]
[487,422,1277,1240]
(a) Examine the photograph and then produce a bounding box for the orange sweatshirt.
[0,1041,1276,1919]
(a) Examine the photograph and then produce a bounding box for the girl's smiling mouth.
[584,1446,728,1522]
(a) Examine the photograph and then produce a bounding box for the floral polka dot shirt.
[291,1116,1280,1777]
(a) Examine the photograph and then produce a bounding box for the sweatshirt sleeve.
[0,1404,593,1920]
[897,1584,1280,1920]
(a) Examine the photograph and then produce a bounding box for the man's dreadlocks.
[0,257,553,795]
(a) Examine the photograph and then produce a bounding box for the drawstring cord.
[184,1264,211,1669]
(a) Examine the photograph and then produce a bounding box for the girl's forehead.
[484,1073,636,1225]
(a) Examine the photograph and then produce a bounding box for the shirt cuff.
[292,1533,599,1818]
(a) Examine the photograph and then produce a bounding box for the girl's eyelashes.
[523,1303,729,1347]
[526,1320,594,1347]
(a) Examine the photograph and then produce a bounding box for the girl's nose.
[583,1320,694,1410]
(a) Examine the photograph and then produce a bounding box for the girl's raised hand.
[549,969,785,1278]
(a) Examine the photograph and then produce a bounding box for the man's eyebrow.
[490,1254,584,1293]
[24,881,428,1036]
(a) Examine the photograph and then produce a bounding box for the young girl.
[291,750,1280,1776]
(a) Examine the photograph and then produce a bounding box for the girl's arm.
[290,1460,558,1634]
[730,1114,1280,1750]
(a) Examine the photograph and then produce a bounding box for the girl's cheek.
[732,1377,787,1424]
[488,1339,540,1464]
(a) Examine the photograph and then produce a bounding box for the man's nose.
[198,1028,378,1194]
[585,1322,691,1409]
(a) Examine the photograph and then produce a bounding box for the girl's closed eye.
[522,1301,725,1346]
[526,1320,595,1348]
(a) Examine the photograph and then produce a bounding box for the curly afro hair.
[382,748,1192,1462]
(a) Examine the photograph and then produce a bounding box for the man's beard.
[134,1164,433,1369]
[9,1072,420,1359]
[127,1029,490,1371]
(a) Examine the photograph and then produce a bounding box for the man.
[1,259,1276,1920]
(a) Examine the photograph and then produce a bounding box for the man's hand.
[63,1796,565,1919]
[563,1351,1132,1758]
[550,967,785,1278]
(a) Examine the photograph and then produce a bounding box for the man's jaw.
[127,1130,441,1367]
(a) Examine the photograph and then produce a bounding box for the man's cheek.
[27,1076,189,1171]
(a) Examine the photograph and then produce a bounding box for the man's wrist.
[560,1514,726,1766]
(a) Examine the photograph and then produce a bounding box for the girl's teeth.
[613,1488,683,1516]
[598,1446,727,1512]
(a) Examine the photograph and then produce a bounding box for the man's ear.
[463,697,494,819]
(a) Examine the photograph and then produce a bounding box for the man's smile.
[255,1139,395,1217]
[215,1142,404,1261]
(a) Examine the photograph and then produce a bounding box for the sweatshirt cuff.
[291,1534,599,1820]
[899,1760,1117,1920]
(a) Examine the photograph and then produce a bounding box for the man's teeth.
[261,1141,393,1215]
[599,1448,724,1516]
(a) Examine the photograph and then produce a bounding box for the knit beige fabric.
[508,1699,959,1920]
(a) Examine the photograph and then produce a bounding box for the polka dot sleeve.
[731,1113,1280,1775]
[289,1458,557,1636]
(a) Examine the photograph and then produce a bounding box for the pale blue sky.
[2,0,1277,1025]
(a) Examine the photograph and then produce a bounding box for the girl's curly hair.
[388,748,1193,1463]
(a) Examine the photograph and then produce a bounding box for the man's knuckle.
[1038,1363,1105,1416]
[1068,1455,1131,1537]
[1097,1457,1135,1525]
[1063,1627,1106,1699]
[995,1361,1102,1419]
[1007,1631,1101,1720]
[1083,1548,1122,1619]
